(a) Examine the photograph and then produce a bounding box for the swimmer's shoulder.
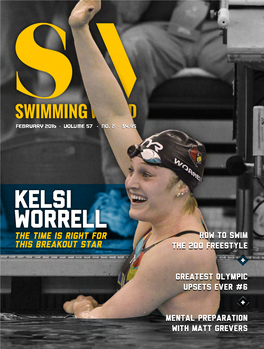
[144,234,218,276]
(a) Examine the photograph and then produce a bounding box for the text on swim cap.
[174,158,202,182]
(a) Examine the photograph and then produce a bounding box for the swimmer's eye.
[127,167,153,178]
[128,167,134,175]
[142,171,152,178]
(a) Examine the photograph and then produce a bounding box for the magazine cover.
[1,0,264,347]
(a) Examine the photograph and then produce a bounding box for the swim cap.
[127,130,206,192]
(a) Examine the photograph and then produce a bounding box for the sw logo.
[188,146,202,167]
[15,23,137,116]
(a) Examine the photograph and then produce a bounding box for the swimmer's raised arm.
[69,0,142,175]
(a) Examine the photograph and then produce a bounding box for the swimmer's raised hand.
[69,0,101,28]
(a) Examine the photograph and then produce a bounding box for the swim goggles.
[127,145,162,164]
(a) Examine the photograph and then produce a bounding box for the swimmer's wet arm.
[69,0,142,176]
[63,244,188,319]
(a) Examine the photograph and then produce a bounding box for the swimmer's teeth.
[131,195,147,202]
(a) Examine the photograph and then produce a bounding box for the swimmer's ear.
[177,181,189,196]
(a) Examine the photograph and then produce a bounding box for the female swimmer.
[63,0,219,319]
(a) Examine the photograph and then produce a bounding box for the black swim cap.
[127,130,206,192]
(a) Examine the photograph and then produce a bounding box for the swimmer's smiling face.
[125,157,179,224]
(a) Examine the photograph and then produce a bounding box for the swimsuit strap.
[176,231,201,237]
[143,230,200,253]
[201,218,208,232]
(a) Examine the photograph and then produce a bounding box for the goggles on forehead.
[127,145,162,164]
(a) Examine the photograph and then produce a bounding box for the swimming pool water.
[1,312,264,349]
